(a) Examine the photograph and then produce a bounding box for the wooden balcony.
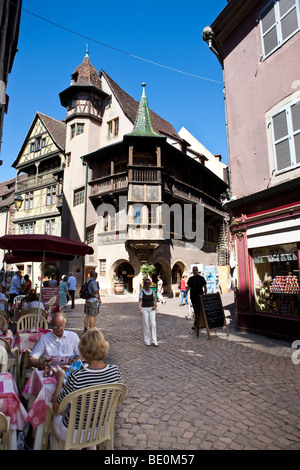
[89,172,128,196]
[16,170,58,191]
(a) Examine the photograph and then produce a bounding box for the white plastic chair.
[0,338,20,389]
[0,412,10,450]
[16,313,47,331]
[12,295,26,322]
[42,383,127,450]
[44,296,57,315]
[0,344,8,372]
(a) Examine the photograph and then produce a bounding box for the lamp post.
[14,194,23,211]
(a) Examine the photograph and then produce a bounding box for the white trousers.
[142,307,157,345]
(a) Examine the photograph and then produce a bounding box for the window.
[86,226,95,244]
[107,118,119,138]
[271,98,300,172]
[70,123,85,139]
[19,223,34,234]
[260,0,300,58]
[46,186,57,206]
[73,187,85,207]
[133,205,142,224]
[45,219,55,235]
[99,259,106,275]
[149,205,157,224]
[24,192,33,210]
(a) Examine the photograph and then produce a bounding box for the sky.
[0,0,228,182]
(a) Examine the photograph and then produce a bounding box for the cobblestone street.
[64,292,300,451]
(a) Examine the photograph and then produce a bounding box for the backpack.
[79,278,94,299]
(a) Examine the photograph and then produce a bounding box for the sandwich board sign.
[197,293,229,339]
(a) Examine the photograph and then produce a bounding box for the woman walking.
[59,275,69,312]
[138,278,158,346]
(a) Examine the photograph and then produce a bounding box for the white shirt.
[10,275,21,294]
[30,330,80,359]
[24,300,45,310]
[68,276,77,290]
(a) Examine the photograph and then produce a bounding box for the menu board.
[198,293,229,339]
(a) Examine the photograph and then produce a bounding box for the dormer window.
[71,72,79,84]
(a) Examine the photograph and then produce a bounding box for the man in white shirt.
[9,271,21,305]
[29,313,80,369]
[67,273,77,309]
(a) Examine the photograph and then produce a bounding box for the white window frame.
[73,187,85,207]
[24,192,33,210]
[259,0,300,59]
[271,97,300,174]
[45,219,55,235]
[46,186,57,206]
[19,222,34,234]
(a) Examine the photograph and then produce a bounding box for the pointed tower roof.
[60,49,108,108]
[128,83,162,137]
[70,47,102,88]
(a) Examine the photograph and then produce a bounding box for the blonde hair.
[79,329,109,362]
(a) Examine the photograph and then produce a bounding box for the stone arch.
[109,259,136,294]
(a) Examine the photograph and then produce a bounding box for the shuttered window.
[272,99,300,172]
[260,0,300,58]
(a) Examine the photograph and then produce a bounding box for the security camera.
[0,160,3,166]
[202,26,214,42]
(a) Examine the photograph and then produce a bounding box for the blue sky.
[1,0,228,182]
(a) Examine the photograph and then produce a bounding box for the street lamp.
[14,194,23,211]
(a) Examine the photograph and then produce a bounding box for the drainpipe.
[82,159,88,285]
[202,26,232,199]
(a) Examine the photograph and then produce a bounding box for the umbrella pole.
[38,251,45,328]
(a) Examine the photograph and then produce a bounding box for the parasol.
[0,234,94,323]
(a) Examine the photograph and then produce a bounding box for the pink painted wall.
[223,0,300,198]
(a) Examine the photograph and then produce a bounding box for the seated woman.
[24,291,45,310]
[51,329,122,449]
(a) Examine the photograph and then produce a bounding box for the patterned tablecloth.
[0,329,14,347]
[22,368,56,429]
[0,372,28,430]
[14,328,51,354]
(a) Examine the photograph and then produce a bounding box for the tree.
[140,263,156,279]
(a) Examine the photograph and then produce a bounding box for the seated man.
[29,313,80,369]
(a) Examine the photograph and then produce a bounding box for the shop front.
[233,213,300,342]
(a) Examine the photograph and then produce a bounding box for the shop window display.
[252,243,300,317]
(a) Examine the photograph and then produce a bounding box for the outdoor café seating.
[0,411,10,450]
[0,344,8,372]
[0,337,20,389]
[16,314,48,331]
[42,383,127,450]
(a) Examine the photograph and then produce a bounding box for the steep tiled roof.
[101,70,182,141]
[128,83,161,137]
[37,113,66,151]
[71,55,102,89]
[0,174,27,210]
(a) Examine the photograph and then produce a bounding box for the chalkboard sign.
[198,293,229,339]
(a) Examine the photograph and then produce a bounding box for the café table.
[14,328,51,354]
[0,328,14,348]
[0,372,28,449]
[22,368,57,450]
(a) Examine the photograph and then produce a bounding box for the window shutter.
[261,3,278,55]
[292,102,300,163]
[273,110,291,170]
[281,7,299,40]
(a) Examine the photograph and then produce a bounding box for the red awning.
[0,234,93,259]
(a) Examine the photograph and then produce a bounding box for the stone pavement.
[63,292,300,451]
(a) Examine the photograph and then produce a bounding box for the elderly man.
[29,313,80,369]
[83,269,102,333]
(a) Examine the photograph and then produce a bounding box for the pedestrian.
[157,276,166,304]
[9,270,21,305]
[49,274,58,287]
[67,272,77,309]
[179,275,188,306]
[59,276,70,313]
[138,278,158,346]
[21,274,32,295]
[83,269,102,333]
[185,266,207,330]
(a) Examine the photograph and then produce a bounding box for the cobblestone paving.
[64,292,300,451]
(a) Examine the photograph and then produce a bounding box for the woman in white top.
[24,292,45,310]
[138,278,158,346]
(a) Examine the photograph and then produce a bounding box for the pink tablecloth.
[0,372,28,430]
[14,328,51,354]
[22,369,56,428]
[0,329,14,347]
